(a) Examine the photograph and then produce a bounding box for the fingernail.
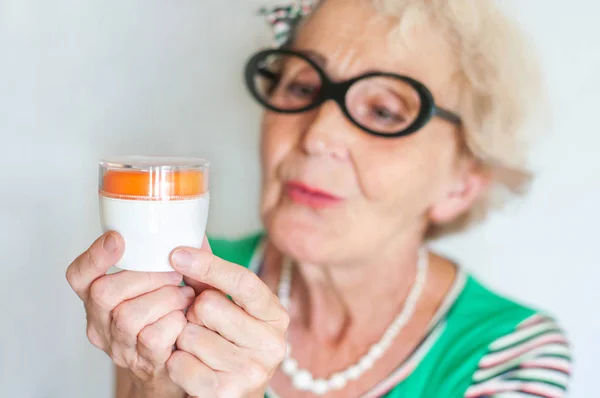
[172,250,194,269]
[103,234,118,253]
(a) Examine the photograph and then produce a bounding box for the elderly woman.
[66,0,572,397]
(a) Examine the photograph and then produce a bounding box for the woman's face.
[260,0,484,266]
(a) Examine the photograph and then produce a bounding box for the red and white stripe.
[466,314,571,398]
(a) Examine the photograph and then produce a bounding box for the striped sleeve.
[464,314,572,398]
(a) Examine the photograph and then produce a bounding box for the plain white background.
[0,1,597,397]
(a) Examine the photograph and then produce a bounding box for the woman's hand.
[165,245,290,398]
[66,233,194,398]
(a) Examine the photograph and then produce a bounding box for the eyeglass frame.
[244,48,462,138]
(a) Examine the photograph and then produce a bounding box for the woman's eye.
[371,106,404,124]
[286,82,318,98]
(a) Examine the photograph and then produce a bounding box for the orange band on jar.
[100,169,206,200]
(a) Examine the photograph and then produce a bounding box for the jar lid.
[99,156,209,200]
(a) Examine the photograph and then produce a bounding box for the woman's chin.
[264,205,338,265]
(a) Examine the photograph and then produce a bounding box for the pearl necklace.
[275,248,429,396]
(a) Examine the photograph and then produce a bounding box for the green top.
[209,233,572,398]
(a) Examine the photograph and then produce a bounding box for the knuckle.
[280,310,291,330]
[65,264,80,290]
[139,312,185,350]
[171,285,191,304]
[86,247,104,272]
[108,345,129,369]
[192,290,221,320]
[138,327,160,350]
[175,324,195,350]
[199,287,222,300]
[237,271,263,303]
[111,307,135,337]
[199,251,217,280]
[244,361,267,388]
[165,355,176,375]
[89,280,114,309]
[171,310,188,331]
[260,330,287,367]
[86,325,104,350]
[271,339,287,364]
[159,285,181,305]
[189,296,203,321]
[166,350,184,375]
[66,255,91,295]
[110,352,128,369]
[198,288,222,307]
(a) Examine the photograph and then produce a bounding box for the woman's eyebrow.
[297,49,328,68]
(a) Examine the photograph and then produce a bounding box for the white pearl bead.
[380,334,394,349]
[292,369,313,391]
[368,344,385,360]
[344,365,362,380]
[312,379,329,395]
[388,323,402,335]
[282,358,298,375]
[328,373,348,390]
[386,326,398,338]
[358,356,374,372]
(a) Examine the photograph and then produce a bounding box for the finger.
[66,232,124,301]
[89,270,183,311]
[84,271,183,356]
[187,290,284,355]
[166,350,217,397]
[138,310,187,364]
[182,235,212,295]
[201,235,212,251]
[177,323,246,373]
[111,286,195,347]
[170,248,287,330]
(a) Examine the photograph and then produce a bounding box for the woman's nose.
[301,101,354,160]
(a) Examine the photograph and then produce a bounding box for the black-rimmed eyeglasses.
[244,49,461,138]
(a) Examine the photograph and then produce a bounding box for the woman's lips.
[285,181,344,209]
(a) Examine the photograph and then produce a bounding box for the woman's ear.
[428,160,490,225]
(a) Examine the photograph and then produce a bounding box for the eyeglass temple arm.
[433,107,462,126]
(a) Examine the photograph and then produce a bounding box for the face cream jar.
[98,156,209,272]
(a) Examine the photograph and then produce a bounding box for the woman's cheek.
[260,181,282,222]
[260,122,288,222]
[261,119,287,171]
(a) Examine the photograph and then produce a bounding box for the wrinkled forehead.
[292,0,459,98]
